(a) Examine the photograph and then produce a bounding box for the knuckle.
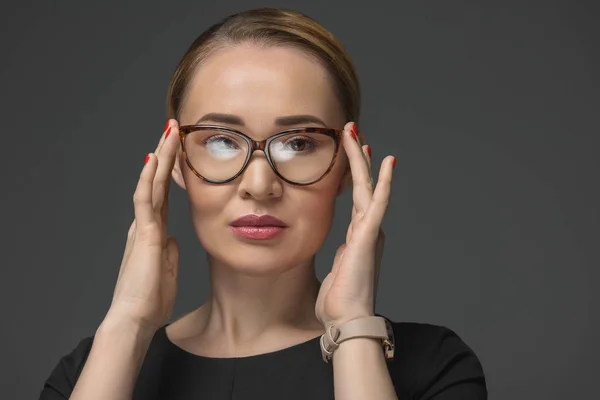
[132,192,144,205]
[154,181,166,195]
[127,221,136,238]
[137,221,160,236]
[375,196,389,208]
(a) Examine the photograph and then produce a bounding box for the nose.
[236,151,283,201]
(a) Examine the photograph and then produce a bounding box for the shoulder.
[389,320,475,358]
[383,318,488,400]
[40,336,94,398]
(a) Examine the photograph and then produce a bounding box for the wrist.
[320,315,394,363]
[326,312,375,329]
[97,316,157,344]
[332,336,384,363]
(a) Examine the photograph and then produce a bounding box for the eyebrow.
[194,113,327,127]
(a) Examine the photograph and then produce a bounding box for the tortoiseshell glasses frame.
[178,125,345,186]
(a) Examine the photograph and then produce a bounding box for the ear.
[171,147,187,191]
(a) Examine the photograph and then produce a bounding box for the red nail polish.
[350,130,357,141]
[392,157,397,168]
[165,127,171,139]
[352,123,359,142]
[164,120,170,131]
[366,145,371,157]
[144,154,150,165]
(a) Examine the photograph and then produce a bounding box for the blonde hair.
[166,8,361,129]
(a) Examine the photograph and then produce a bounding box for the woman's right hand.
[104,120,181,334]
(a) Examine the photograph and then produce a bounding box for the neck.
[196,254,323,350]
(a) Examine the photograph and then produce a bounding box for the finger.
[117,220,137,282]
[133,153,159,228]
[152,120,175,221]
[355,128,371,175]
[331,243,346,275]
[155,120,173,156]
[153,121,180,215]
[347,143,370,220]
[362,144,372,171]
[366,156,395,227]
[362,144,373,187]
[373,229,385,308]
[345,219,353,244]
[350,145,372,223]
[342,122,373,214]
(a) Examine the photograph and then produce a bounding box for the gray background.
[1,1,597,399]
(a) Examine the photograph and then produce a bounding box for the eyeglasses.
[178,125,345,186]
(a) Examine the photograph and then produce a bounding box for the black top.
[39,319,487,399]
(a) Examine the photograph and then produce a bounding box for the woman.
[40,8,486,400]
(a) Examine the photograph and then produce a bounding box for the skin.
[70,42,397,400]
[169,44,355,356]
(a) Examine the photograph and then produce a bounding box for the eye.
[281,136,317,152]
[202,134,244,160]
[203,134,240,149]
[270,135,320,163]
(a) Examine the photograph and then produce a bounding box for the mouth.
[229,214,288,240]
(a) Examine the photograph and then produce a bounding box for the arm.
[321,126,485,400]
[333,337,398,400]
[66,122,180,399]
[315,124,398,399]
[68,319,155,400]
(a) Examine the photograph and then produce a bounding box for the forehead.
[179,44,345,129]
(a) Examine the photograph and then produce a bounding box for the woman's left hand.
[316,122,396,329]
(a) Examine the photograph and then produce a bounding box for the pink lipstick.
[229,214,288,240]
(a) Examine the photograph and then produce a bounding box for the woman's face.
[173,44,349,275]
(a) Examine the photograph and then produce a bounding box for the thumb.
[331,243,346,275]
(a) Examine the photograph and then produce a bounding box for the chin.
[215,247,304,276]
[204,235,315,276]
[197,225,324,275]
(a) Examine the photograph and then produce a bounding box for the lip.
[230,214,288,228]
[229,214,288,240]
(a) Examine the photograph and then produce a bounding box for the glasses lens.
[184,129,249,181]
[269,132,336,184]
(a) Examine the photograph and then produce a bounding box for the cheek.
[183,169,233,226]
[296,160,346,226]
[298,190,336,221]
[291,184,339,245]
[189,186,228,212]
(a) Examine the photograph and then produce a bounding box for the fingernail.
[164,120,170,131]
[351,122,359,142]
[144,154,150,165]
[165,127,172,139]
[392,157,397,168]
[350,130,357,142]
[366,145,371,157]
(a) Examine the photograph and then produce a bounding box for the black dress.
[39,318,487,399]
